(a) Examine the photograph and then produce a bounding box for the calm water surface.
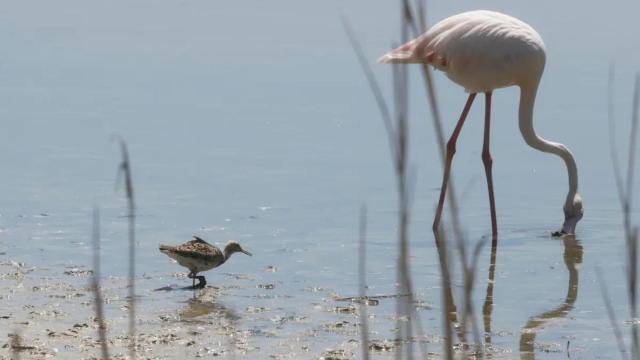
[0,1,639,358]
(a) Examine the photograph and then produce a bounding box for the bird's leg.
[196,276,206,289]
[432,93,477,241]
[188,271,195,287]
[482,92,498,243]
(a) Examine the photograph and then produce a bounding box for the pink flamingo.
[378,10,583,237]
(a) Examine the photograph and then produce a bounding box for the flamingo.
[378,10,583,237]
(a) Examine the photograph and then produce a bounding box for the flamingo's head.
[553,193,583,236]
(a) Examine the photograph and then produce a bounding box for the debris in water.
[369,341,395,352]
[64,268,94,276]
[352,298,379,306]
[334,306,356,314]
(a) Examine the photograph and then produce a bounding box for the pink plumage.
[378,10,583,237]
[378,10,546,93]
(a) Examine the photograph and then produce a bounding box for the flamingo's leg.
[482,92,498,242]
[432,93,477,240]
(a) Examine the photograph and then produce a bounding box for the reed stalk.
[91,207,110,359]
[345,1,487,357]
[116,140,137,359]
[604,65,639,359]
[358,205,370,360]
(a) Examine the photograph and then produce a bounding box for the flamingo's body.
[379,10,583,236]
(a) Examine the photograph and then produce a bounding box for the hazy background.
[0,0,639,357]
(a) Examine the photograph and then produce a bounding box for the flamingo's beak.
[552,213,583,237]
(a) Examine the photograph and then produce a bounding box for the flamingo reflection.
[519,237,583,359]
[483,242,498,346]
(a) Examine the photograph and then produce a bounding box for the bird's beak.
[240,249,252,256]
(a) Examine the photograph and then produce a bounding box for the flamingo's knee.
[482,150,493,168]
[446,138,457,154]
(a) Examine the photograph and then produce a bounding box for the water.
[0,0,639,358]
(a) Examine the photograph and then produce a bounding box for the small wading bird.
[159,236,252,288]
[378,10,583,237]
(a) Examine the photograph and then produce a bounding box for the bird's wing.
[190,236,210,245]
[170,241,222,260]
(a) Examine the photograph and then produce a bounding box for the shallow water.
[1,0,640,359]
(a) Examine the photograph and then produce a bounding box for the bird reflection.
[178,288,240,322]
[437,235,497,349]
[482,242,498,346]
[176,289,246,355]
[519,237,583,359]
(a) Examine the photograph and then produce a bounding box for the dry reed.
[345,1,488,357]
[358,205,370,360]
[343,13,424,359]
[405,2,486,357]
[602,65,640,359]
[116,140,137,359]
[402,2,486,356]
[91,207,110,359]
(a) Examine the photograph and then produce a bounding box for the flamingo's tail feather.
[377,41,426,64]
[377,52,416,64]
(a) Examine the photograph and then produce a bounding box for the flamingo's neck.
[518,82,579,211]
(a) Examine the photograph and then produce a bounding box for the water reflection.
[178,289,240,322]
[519,237,583,359]
[434,233,467,346]
[482,242,498,346]
[176,289,246,355]
[437,236,498,350]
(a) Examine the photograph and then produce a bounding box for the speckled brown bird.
[159,236,252,288]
